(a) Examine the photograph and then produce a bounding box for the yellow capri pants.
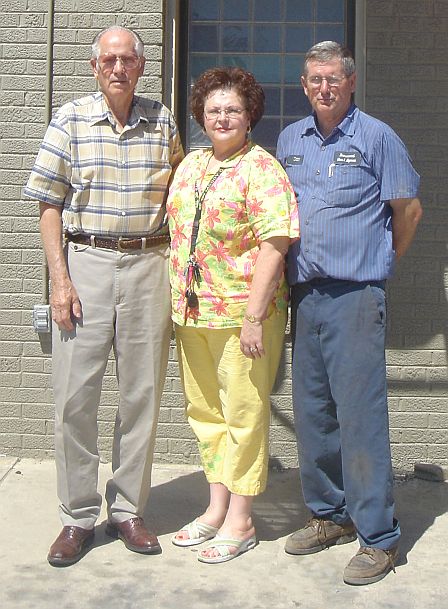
[175,310,287,496]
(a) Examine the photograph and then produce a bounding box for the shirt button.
[316,170,320,175]
[305,220,309,225]
[321,145,326,150]
[305,248,310,252]
[121,211,126,216]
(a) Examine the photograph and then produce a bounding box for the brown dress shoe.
[47,526,95,567]
[106,517,161,554]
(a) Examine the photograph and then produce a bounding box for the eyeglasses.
[306,75,347,88]
[204,107,247,120]
[97,54,141,72]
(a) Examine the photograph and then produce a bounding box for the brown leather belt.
[66,232,170,251]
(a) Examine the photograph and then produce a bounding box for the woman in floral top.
[168,67,299,563]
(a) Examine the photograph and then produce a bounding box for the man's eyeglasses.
[204,107,247,120]
[97,54,141,72]
[306,75,347,88]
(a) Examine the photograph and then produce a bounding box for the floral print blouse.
[167,141,299,327]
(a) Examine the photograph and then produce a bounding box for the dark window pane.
[284,55,303,84]
[183,0,354,152]
[317,0,345,22]
[252,55,281,84]
[316,24,345,44]
[252,117,281,148]
[254,0,282,22]
[190,0,219,21]
[254,25,281,52]
[286,0,313,22]
[284,87,311,117]
[188,115,211,149]
[223,25,249,51]
[190,25,219,52]
[285,26,313,52]
[221,54,252,71]
[263,87,281,115]
[190,55,218,80]
[223,0,250,21]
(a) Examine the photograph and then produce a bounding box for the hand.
[50,279,82,331]
[240,319,265,359]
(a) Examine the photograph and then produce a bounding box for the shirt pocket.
[325,164,370,208]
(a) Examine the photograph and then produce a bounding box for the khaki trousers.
[52,241,171,528]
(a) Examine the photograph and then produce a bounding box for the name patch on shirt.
[334,151,361,165]
[285,154,304,166]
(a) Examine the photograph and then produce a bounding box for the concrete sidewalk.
[1,457,447,609]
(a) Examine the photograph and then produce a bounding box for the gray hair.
[303,41,355,77]
[91,26,144,58]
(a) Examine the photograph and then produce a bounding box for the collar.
[336,104,358,136]
[301,104,358,138]
[89,93,148,129]
[205,140,255,169]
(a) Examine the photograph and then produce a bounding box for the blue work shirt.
[277,105,420,284]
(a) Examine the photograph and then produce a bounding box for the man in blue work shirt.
[277,41,422,585]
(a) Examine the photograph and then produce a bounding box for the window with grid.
[178,0,355,153]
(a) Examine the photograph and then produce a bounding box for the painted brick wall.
[0,1,446,472]
[0,0,299,469]
[0,0,185,462]
[366,0,448,469]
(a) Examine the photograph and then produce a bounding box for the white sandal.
[171,518,219,547]
[197,534,257,563]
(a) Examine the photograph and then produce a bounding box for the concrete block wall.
[0,0,299,469]
[0,0,446,472]
[366,0,448,469]
[0,0,190,462]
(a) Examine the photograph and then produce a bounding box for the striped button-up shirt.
[24,92,184,237]
[277,105,420,283]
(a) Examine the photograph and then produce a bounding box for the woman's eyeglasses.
[204,107,247,120]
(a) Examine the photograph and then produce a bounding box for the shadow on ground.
[136,468,448,552]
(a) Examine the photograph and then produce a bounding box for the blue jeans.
[290,279,400,549]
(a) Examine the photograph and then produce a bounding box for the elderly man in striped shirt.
[277,41,422,586]
[25,26,183,566]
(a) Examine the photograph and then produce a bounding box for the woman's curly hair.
[191,66,265,129]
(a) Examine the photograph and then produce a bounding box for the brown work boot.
[285,517,356,555]
[343,546,399,585]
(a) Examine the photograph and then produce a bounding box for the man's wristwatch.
[244,313,262,324]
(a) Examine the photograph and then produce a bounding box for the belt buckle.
[117,237,144,252]
[117,237,131,252]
